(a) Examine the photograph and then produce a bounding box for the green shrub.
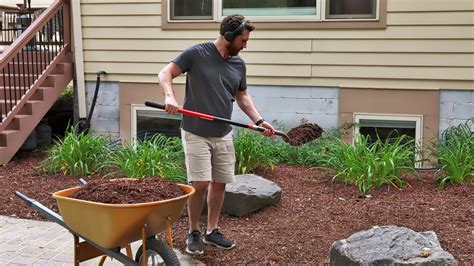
[109,134,185,181]
[319,134,416,195]
[42,127,110,176]
[234,130,276,174]
[436,119,474,188]
[269,129,340,166]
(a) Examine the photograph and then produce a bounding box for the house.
[0,0,473,165]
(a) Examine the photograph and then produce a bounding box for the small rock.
[420,247,432,257]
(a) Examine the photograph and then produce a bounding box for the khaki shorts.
[181,129,235,184]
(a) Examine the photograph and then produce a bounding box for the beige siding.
[81,0,474,90]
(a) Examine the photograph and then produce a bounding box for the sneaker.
[203,228,236,250]
[186,230,204,255]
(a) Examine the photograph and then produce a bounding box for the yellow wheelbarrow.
[15,180,195,266]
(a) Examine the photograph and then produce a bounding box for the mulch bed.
[1,151,473,264]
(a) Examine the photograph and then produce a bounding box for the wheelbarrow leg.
[98,244,133,265]
[73,235,106,266]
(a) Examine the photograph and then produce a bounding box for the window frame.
[168,0,380,23]
[162,0,386,29]
[216,0,322,22]
[131,104,182,144]
[353,113,423,167]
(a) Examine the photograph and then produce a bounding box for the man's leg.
[206,182,226,230]
[203,182,235,249]
[188,181,209,231]
[181,129,213,255]
[202,132,236,250]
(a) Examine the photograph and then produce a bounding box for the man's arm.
[235,90,275,137]
[157,62,183,114]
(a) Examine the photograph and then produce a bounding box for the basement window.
[353,113,423,166]
[131,105,181,142]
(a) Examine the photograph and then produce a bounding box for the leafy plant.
[53,83,74,108]
[319,134,416,195]
[42,126,110,176]
[435,119,474,189]
[270,134,336,166]
[109,134,185,182]
[234,130,276,174]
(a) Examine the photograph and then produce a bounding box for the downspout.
[70,0,86,119]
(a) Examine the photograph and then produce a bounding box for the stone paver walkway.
[0,215,203,265]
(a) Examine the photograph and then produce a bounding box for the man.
[157,14,275,255]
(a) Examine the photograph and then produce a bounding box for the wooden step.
[0,74,56,87]
[5,114,34,131]
[1,99,44,117]
[3,61,64,75]
[0,86,51,101]
[0,129,17,147]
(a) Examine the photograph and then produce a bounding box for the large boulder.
[330,226,458,266]
[222,174,282,216]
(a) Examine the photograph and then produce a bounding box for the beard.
[227,43,242,56]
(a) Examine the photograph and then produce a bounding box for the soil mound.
[287,123,324,146]
[70,176,185,204]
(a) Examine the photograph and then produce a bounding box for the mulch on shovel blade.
[287,123,324,146]
[70,176,185,204]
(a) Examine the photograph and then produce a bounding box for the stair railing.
[0,0,70,128]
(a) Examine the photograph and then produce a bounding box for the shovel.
[144,101,290,142]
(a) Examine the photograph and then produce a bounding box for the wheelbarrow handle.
[144,101,289,139]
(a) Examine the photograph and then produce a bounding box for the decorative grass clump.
[436,119,474,189]
[319,134,416,195]
[109,134,186,182]
[42,127,110,176]
[234,130,276,174]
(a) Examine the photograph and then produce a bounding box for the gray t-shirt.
[172,42,247,137]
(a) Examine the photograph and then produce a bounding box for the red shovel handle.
[144,101,290,141]
[144,101,214,121]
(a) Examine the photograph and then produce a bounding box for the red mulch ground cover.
[1,151,473,264]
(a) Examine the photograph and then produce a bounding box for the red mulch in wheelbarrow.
[70,176,185,204]
[286,123,324,146]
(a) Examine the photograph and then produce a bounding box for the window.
[131,105,182,142]
[354,113,423,167]
[168,0,379,22]
[326,0,376,19]
[222,0,319,19]
[170,0,213,20]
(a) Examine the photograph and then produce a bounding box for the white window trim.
[168,0,379,23]
[353,113,423,167]
[131,104,181,144]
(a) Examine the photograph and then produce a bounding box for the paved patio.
[0,215,203,265]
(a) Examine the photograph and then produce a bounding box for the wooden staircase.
[0,0,72,165]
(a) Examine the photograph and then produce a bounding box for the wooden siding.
[81,0,474,90]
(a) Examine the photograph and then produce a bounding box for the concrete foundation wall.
[439,90,474,135]
[232,85,339,130]
[85,81,120,138]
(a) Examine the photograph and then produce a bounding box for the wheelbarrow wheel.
[135,238,180,266]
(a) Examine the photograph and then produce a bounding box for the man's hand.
[158,62,183,114]
[164,97,180,114]
[260,121,275,138]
